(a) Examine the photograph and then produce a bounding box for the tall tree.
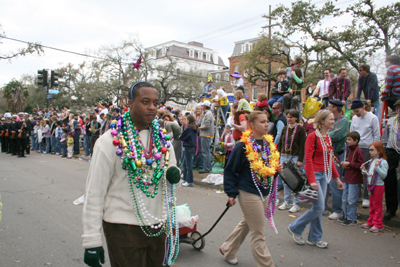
[2,79,29,112]
[272,0,399,70]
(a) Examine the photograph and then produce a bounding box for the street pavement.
[0,152,399,267]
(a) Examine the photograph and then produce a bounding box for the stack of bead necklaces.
[110,111,179,266]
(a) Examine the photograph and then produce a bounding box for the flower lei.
[110,111,179,265]
[240,130,280,233]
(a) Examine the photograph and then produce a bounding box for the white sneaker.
[328,212,341,220]
[289,203,300,213]
[73,194,85,205]
[362,199,370,208]
[181,181,189,186]
[226,258,238,265]
[279,201,291,210]
[55,152,60,155]
[275,199,280,206]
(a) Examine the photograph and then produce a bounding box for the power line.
[185,14,265,42]
[198,21,266,43]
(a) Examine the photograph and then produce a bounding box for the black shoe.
[384,211,395,220]
[342,219,357,226]
[199,171,209,174]
[17,155,26,158]
[338,216,347,223]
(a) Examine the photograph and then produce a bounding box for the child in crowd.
[268,69,289,107]
[361,142,388,233]
[55,121,62,155]
[256,93,269,109]
[67,132,74,159]
[179,115,197,187]
[222,124,235,167]
[340,131,365,226]
[60,128,68,158]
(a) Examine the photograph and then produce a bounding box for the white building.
[145,40,226,79]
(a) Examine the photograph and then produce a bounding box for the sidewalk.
[191,169,400,228]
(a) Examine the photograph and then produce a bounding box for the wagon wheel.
[190,231,205,250]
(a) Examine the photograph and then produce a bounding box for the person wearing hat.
[350,99,380,208]
[198,100,214,174]
[0,118,5,153]
[325,99,349,220]
[3,116,12,153]
[204,73,216,94]
[9,115,18,156]
[381,99,400,220]
[24,113,32,155]
[230,71,244,91]
[16,112,29,158]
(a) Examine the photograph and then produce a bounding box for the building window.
[189,49,194,58]
[198,51,203,60]
[235,65,240,72]
[224,73,229,82]
[252,87,258,101]
[216,74,221,81]
[152,49,157,58]
[161,46,167,56]
[206,53,211,61]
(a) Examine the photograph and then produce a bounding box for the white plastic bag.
[176,204,199,229]
[214,174,224,185]
[201,174,223,184]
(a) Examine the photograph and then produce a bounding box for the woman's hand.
[297,161,303,167]
[227,198,236,207]
[336,178,344,190]
[291,70,295,76]
[310,182,319,191]
[289,89,294,95]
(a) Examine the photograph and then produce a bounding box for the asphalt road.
[0,152,399,267]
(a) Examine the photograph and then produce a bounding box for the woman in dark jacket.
[220,111,283,267]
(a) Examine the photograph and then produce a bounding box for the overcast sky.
[0,0,394,86]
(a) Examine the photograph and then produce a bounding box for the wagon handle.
[191,202,230,246]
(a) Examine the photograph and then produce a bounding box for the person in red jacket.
[288,109,343,248]
[340,131,365,226]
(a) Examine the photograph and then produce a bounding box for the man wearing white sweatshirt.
[350,99,380,208]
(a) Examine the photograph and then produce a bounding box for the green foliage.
[272,0,400,70]
[23,102,33,113]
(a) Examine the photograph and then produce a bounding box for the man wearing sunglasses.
[357,64,380,117]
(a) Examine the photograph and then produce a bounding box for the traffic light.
[37,69,48,87]
[50,70,59,88]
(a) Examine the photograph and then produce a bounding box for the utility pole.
[262,5,278,97]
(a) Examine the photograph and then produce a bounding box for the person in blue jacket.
[179,115,197,187]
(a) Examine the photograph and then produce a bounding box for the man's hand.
[227,198,236,207]
[84,247,105,267]
[278,89,282,93]
[342,100,346,104]
[289,89,294,95]
[277,164,283,173]
[297,161,303,167]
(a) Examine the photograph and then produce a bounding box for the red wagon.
[174,222,205,250]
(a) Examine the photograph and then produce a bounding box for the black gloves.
[84,247,105,267]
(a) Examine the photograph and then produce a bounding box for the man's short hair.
[386,55,400,66]
[359,64,370,73]
[338,68,346,74]
[273,102,283,111]
[166,106,172,112]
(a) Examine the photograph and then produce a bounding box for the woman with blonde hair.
[288,109,343,248]
[193,104,203,169]
[221,111,283,266]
